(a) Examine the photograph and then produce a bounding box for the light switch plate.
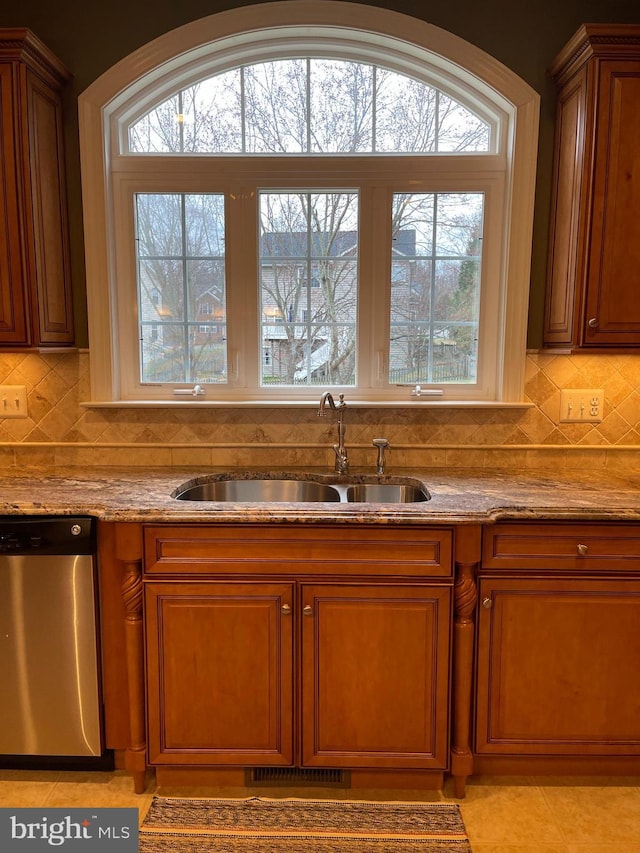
[0,385,28,419]
[559,389,604,423]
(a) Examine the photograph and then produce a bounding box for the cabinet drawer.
[482,523,640,572]
[144,524,453,579]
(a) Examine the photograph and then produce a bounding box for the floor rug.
[139,796,472,852]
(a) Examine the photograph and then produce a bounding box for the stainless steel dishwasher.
[0,516,112,768]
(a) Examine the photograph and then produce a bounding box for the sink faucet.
[318,391,349,473]
[372,438,390,474]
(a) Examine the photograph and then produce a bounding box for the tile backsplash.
[1,350,640,470]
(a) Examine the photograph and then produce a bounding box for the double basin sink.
[174,475,430,504]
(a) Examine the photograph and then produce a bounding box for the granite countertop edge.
[1,465,640,525]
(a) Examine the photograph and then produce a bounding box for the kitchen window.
[79,2,539,405]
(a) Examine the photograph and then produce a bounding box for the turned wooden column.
[115,523,147,794]
[451,524,480,798]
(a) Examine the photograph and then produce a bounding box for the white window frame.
[79,1,539,407]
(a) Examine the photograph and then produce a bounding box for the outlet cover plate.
[559,389,604,423]
[0,385,28,419]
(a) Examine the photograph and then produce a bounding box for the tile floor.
[0,769,638,852]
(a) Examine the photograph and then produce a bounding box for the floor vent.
[248,767,347,786]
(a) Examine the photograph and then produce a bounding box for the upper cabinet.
[0,29,74,348]
[544,24,640,350]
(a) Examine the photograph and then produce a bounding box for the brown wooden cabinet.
[544,24,640,349]
[476,522,640,767]
[0,29,74,348]
[112,517,640,795]
[142,524,453,784]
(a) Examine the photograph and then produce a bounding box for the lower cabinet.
[111,521,640,796]
[476,523,640,759]
[118,518,640,793]
[143,525,453,776]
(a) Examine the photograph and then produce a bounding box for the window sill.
[80,399,533,409]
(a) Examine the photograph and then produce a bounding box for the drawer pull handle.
[482,597,493,609]
[587,318,598,329]
[281,604,291,615]
[303,605,313,616]
[577,543,589,556]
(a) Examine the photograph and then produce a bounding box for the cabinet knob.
[281,604,291,614]
[577,543,588,556]
[482,597,493,609]
[303,605,313,616]
[587,318,598,329]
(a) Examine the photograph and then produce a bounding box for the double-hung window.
[80,3,538,404]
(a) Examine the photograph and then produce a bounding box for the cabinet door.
[146,581,294,766]
[0,33,73,349]
[0,63,29,344]
[476,577,640,755]
[301,584,451,769]
[583,61,640,345]
[25,69,73,345]
[543,66,587,347]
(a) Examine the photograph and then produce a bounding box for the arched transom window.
[128,59,492,155]
[79,2,539,405]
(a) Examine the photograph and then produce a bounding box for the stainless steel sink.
[174,474,430,504]
[174,479,341,502]
[346,483,429,503]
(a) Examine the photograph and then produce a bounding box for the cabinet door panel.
[26,72,73,344]
[301,584,451,769]
[476,578,640,755]
[0,63,28,344]
[543,70,586,346]
[584,62,640,344]
[146,581,293,765]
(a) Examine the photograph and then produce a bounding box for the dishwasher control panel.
[0,517,95,555]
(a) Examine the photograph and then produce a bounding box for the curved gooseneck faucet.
[318,391,349,473]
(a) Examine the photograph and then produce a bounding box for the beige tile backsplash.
[1,350,640,469]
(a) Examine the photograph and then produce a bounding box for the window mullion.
[305,190,313,387]
[180,194,190,383]
[306,58,311,154]
[225,184,259,390]
[359,184,389,390]
[428,193,437,382]
[178,90,185,153]
[240,67,246,153]
[372,64,377,154]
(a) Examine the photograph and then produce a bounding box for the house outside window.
[79,2,538,404]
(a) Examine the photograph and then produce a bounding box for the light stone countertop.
[1,466,640,525]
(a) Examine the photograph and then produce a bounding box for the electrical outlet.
[0,385,28,419]
[559,389,604,423]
